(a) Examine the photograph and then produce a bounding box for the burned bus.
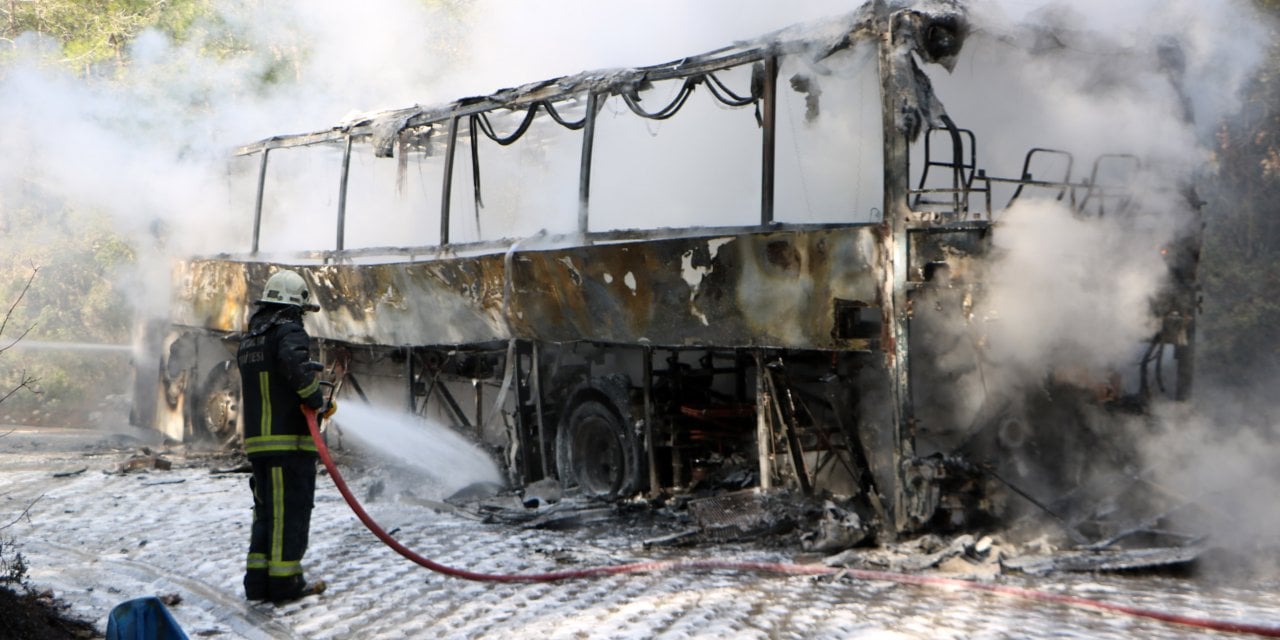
[134,0,1203,542]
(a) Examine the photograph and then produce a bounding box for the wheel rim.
[199,362,241,447]
[203,387,239,446]
[569,411,624,495]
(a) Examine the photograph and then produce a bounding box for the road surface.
[2,425,1278,639]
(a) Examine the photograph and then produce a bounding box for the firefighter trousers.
[244,456,317,602]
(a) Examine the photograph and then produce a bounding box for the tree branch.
[0,371,38,406]
[0,264,37,341]
[0,495,42,531]
[0,324,36,357]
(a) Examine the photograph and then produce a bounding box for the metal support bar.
[343,371,370,404]
[643,346,659,496]
[434,376,472,429]
[512,342,532,483]
[405,348,415,413]
[532,342,550,477]
[336,135,353,251]
[473,379,483,433]
[878,10,916,534]
[440,116,460,245]
[765,366,812,494]
[760,55,778,225]
[755,351,773,490]
[941,115,964,214]
[821,375,888,527]
[1175,342,1195,402]
[251,149,270,254]
[577,92,600,234]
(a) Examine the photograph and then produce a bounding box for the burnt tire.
[195,360,242,449]
[555,397,641,499]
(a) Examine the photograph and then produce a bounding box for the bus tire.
[555,395,640,499]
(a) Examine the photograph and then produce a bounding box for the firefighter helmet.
[259,269,320,312]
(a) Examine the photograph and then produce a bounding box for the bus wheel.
[556,396,639,499]
[196,360,241,448]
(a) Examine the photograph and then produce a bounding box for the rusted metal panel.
[174,260,254,332]
[907,224,991,283]
[172,225,885,350]
[509,227,884,348]
[173,256,510,346]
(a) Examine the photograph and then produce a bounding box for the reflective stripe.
[297,378,319,399]
[268,560,304,577]
[259,371,272,437]
[246,553,268,570]
[271,467,284,571]
[244,435,317,456]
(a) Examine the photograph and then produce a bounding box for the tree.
[0,265,39,409]
[0,261,104,640]
[1197,3,1280,389]
[1,0,212,76]
[0,205,133,424]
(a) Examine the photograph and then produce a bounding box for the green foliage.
[1198,3,1280,386]
[0,0,467,87]
[0,204,134,423]
[1,0,215,76]
[3,206,133,342]
[0,537,28,588]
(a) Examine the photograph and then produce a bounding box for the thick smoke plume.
[926,0,1280,555]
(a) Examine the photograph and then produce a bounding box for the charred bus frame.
[136,0,1201,539]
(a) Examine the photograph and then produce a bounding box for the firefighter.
[237,269,335,603]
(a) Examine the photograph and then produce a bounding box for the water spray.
[3,340,133,353]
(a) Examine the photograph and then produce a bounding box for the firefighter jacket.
[237,304,325,459]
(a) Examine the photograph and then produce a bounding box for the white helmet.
[259,269,320,312]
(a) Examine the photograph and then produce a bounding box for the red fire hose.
[303,407,1280,637]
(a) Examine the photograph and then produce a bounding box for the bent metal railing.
[233,11,883,254]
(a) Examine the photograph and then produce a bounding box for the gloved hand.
[321,399,338,420]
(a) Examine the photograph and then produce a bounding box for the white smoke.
[935,0,1280,553]
[1141,403,1280,560]
[979,200,1169,379]
[914,0,1252,409]
[0,0,875,286]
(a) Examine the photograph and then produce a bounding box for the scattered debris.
[520,506,616,531]
[520,478,563,509]
[117,452,173,474]
[641,530,701,548]
[209,461,252,474]
[821,531,1207,579]
[687,490,791,539]
[364,478,385,503]
[801,500,872,553]
[445,481,504,504]
[1002,546,1205,575]
[824,533,1004,576]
